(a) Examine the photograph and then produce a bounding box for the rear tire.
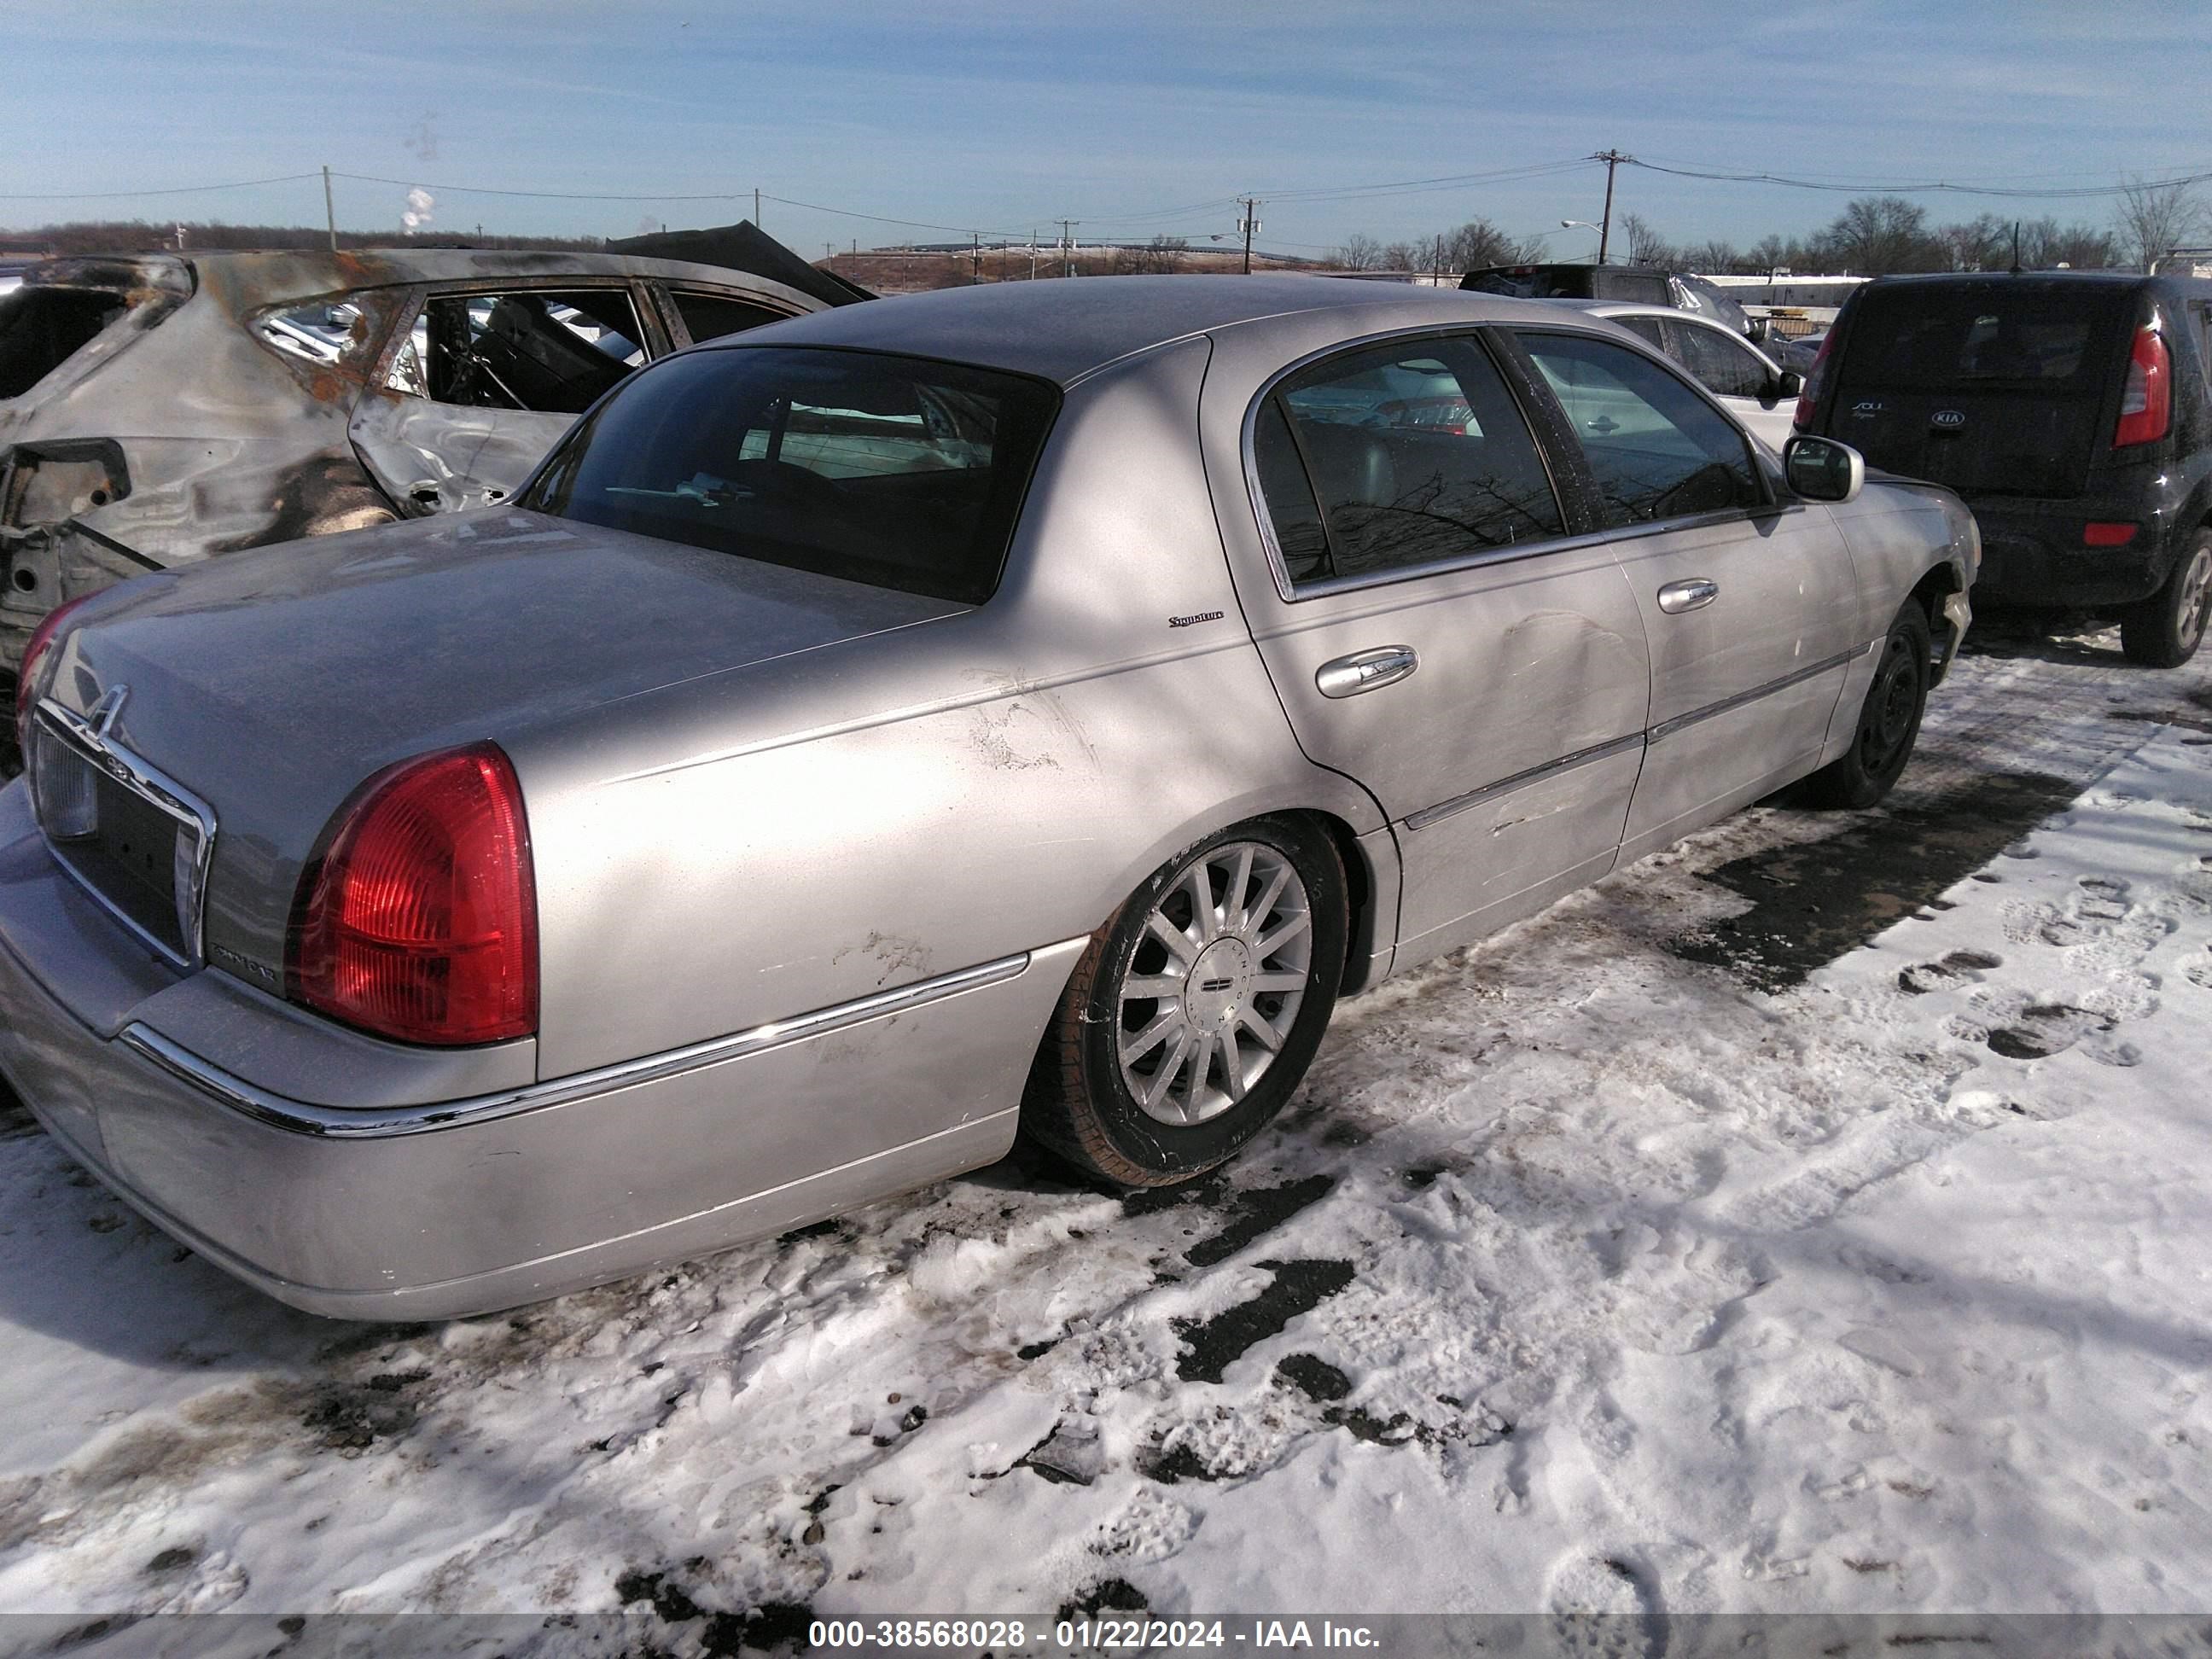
[1020,818,1348,1187]
[2120,531,2212,668]
[1802,602,1931,810]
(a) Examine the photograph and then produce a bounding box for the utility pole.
[1029,229,1039,280]
[322,165,337,253]
[972,230,981,284]
[1590,148,1632,265]
[754,187,761,229]
[1057,220,1079,278]
[1237,197,1262,274]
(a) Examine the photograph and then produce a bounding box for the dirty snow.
[1,628,2210,1634]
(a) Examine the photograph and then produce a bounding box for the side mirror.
[1783,434,1864,504]
[1746,317,1771,342]
[1773,369,1804,400]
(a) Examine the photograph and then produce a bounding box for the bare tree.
[2022,218,2116,270]
[1685,239,1743,273]
[1109,236,1189,276]
[1328,233,1386,271]
[1441,218,1536,272]
[1936,214,2009,271]
[1618,212,1674,266]
[2114,176,2208,271]
[1379,240,1424,271]
[1819,195,1940,275]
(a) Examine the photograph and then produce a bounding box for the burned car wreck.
[0,232,865,696]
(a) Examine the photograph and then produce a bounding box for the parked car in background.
[1797,270,2212,665]
[1562,300,1803,450]
[0,234,864,696]
[0,276,1975,1318]
[1460,260,1805,356]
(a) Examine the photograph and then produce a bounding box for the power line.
[1626,157,2212,201]
[0,172,323,201]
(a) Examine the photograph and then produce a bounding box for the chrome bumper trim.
[119,950,1039,1140]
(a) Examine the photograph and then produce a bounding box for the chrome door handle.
[1315,645,1418,699]
[1656,579,1720,614]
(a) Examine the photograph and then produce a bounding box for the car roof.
[1862,269,2212,296]
[19,247,826,310]
[1563,299,1736,329]
[704,274,1586,386]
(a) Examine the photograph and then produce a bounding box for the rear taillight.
[2115,324,2171,448]
[288,743,538,1046]
[1794,334,1832,429]
[13,596,95,757]
[2084,521,2139,547]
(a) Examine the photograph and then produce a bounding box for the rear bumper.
[1969,498,2183,610]
[0,791,1077,1320]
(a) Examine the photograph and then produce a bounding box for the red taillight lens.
[288,743,537,1046]
[1793,334,1832,430]
[13,596,95,755]
[2115,325,2171,448]
[2083,521,2139,547]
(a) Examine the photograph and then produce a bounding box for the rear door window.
[667,288,789,344]
[0,285,165,400]
[1613,316,1668,352]
[1520,331,1762,527]
[521,346,1057,604]
[1253,335,1564,584]
[386,287,649,414]
[1668,319,1772,400]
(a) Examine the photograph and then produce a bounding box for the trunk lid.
[41,507,968,977]
[1827,280,2136,500]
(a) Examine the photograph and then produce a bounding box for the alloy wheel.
[1115,840,1313,1126]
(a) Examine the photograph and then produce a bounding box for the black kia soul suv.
[1796,271,2212,666]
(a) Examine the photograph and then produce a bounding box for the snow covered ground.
[1,627,2210,1641]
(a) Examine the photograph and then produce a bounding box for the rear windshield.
[0,286,151,399]
[1842,285,2131,391]
[520,346,1059,604]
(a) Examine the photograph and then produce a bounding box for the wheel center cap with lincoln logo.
[1185,937,1255,1030]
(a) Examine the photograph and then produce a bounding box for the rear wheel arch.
[1020,811,1353,1187]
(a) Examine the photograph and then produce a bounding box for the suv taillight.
[288,743,538,1046]
[13,596,95,757]
[1794,333,1833,430]
[2115,324,2171,448]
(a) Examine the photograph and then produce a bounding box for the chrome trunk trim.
[32,696,216,968]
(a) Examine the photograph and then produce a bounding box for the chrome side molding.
[119,950,1042,1140]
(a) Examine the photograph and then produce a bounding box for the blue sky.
[8,0,2210,259]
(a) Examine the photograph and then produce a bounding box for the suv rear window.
[1462,266,1598,300]
[1843,285,2129,390]
[521,346,1057,604]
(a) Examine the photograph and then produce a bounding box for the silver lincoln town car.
[0,276,1976,1318]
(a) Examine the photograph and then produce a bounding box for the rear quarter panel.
[513,338,1384,1080]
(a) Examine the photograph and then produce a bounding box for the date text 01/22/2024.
[806,1620,1384,1651]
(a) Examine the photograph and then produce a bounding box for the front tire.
[1802,601,1931,810]
[1020,818,1348,1187]
[2120,531,2212,668]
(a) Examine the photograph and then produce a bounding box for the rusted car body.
[0,245,840,681]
